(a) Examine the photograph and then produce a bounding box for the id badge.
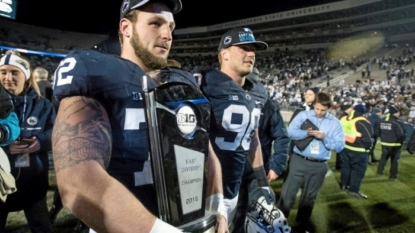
[310,141,319,154]
[15,153,30,167]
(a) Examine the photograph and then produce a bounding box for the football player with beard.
[51,0,228,232]
[192,28,274,224]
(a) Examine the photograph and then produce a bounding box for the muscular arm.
[52,96,157,233]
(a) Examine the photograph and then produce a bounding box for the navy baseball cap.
[218,27,268,51]
[120,0,182,19]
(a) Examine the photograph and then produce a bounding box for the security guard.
[376,106,405,180]
[339,104,373,199]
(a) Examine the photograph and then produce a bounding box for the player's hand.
[260,186,276,205]
[267,170,279,182]
[215,214,229,233]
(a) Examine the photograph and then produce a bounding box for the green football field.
[5,143,415,233]
[270,143,415,233]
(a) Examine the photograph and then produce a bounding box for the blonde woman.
[0,51,55,233]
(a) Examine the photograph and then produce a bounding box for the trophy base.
[178,211,217,233]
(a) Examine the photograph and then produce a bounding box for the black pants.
[335,153,341,170]
[340,150,368,192]
[0,196,52,233]
[377,146,401,179]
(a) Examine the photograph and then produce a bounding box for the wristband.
[205,193,228,222]
[150,218,182,233]
[253,166,268,187]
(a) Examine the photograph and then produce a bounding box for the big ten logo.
[177,113,196,123]
[176,105,197,135]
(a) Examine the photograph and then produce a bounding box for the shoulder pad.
[53,49,143,100]
[246,78,268,106]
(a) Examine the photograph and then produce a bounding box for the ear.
[119,18,132,38]
[221,49,229,61]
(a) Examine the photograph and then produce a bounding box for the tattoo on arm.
[52,96,112,172]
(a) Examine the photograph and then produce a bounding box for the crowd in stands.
[174,0,414,41]
[2,42,414,120]
[170,44,414,120]
[261,48,415,116]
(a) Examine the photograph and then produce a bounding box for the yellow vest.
[340,110,370,152]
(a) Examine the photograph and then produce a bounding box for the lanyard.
[9,95,27,137]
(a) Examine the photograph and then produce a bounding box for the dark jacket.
[376,113,405,146]
[367,113,381,137]
[37,80,53,101]
[289,103,313,124]
[243,99,289,178]
[1,88,56,211]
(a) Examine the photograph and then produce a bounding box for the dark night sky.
[13,0,343,34]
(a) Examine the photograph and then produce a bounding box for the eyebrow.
[149,15,176,28]
[0,68,19,71]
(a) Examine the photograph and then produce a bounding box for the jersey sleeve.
[53,50,90,101]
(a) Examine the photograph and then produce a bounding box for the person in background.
[335,100,353,170]
[192,27,273,224]
[287,87,318,159]
[402,117,414,154]
[289,87,318,124]
[367,108,382,163]
[339,104,373,199]
[0,51,56,233]
[376,106,405,180]
[33,67,53,101]
[278,92,344,233]
[0,84,20,146]
[232,68,290,233]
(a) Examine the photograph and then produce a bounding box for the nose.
[160,26,172,41]
[4,72,12,81]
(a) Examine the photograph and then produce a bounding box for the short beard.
[130,27,167,71]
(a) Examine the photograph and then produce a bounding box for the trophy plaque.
[143,70,216,232]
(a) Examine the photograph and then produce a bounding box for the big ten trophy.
[143,68,216,232]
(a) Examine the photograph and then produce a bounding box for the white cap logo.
[122,0,130,13]
[224,36,232,45]
[176,105,197,135]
